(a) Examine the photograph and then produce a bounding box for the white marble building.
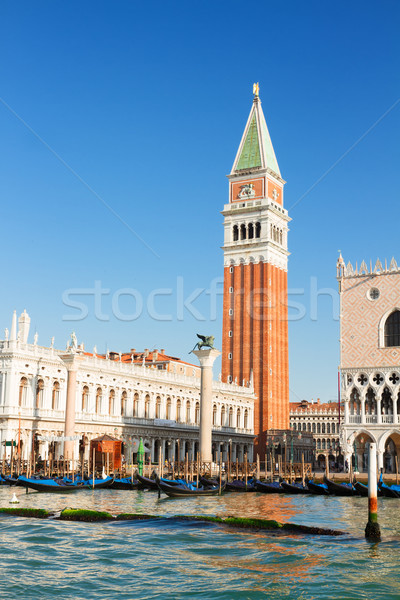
[0,311,255,463]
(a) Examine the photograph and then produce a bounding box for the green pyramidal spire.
[232,95,281,177]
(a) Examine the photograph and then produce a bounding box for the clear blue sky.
[1,1,399,403]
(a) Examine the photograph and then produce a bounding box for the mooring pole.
[365,443,381,541]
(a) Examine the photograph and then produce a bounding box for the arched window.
[385,310,400,347]
[96,388,102,414]
[166,397,172,420]
[186,400,191,423]
[233,225,239,241]
[236,408,241,428]
[195,402,200,425]
[213,404,217,426]
[317,439,321,450]
[121,390,127,416]
[240,223,247,240]
[317,423,321,434]
[322,423,326,434]
[255,222,261,238]
[221,405,226,426]
[51,381,60,410]
[133,392,139,416]
[109,389,115,415]
[327,422,330,434]
[244,409,248,429]
[279,230,283,244]
[155,396,161,419]
[332,423,335,434]
[229,407,234,427]
[293,422,297,431]
[144,394,150,418]
[19,377,28,407]
[82,385,89,412]
[248,223,254,239]
[176,399,181,422]
[307,423,311,432]
[36,379,44,408]
[302,422,306,431]
[322,439,326,450]
[312,422,316,433]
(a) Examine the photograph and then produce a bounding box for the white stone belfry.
[193,348,221,462]
[18,310,30,344]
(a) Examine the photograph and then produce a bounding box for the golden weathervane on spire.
[253,82,260,97]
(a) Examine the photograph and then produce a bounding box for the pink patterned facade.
[338,255,400,473]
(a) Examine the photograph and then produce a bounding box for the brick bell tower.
[221,84,290,451]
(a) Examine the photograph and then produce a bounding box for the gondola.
[156,476,224,497]
[378,474,400,498]
[62,475,115,489]
[254,480,285,494]
[199,476,225,488]
[225,479,256,492]
[281,481,310,494]
[112,476,140,490]
[136,473,184,490]
[307,481,329,495]
[18,475,85,493]
[324,477,356,497]
[135,473,159,490]
[3,476,21,486]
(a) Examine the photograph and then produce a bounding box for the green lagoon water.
[0,486,399,599]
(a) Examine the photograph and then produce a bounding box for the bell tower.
[221,85,290,450]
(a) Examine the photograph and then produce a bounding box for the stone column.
[193,348,221,462]
[361,393,366,425]
[344,398,349,424]
[377,396,382,424]
[62,356,80,460]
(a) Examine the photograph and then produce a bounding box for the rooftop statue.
[190,334,215,353]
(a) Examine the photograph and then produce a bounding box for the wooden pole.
[92,447,95,489]
[190,457,193,483]
[264,453,267,481]
[236,457,239,480]
[301,453,305,487]
[227,447,231,482]
[256,454,260,481]
[2,443,6,476]
[219,455,222,495]
[269,452,273,482]
[325,454,329,480]
[396,455,399,486]
[244,453,248,490]
[131,452,134,484]
[185,452,188,483]
[365,443,381,540]
[196,452,199,488]
[158,445,162,478]
[10,440,14,479]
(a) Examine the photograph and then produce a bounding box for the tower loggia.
[221,87,290,450]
